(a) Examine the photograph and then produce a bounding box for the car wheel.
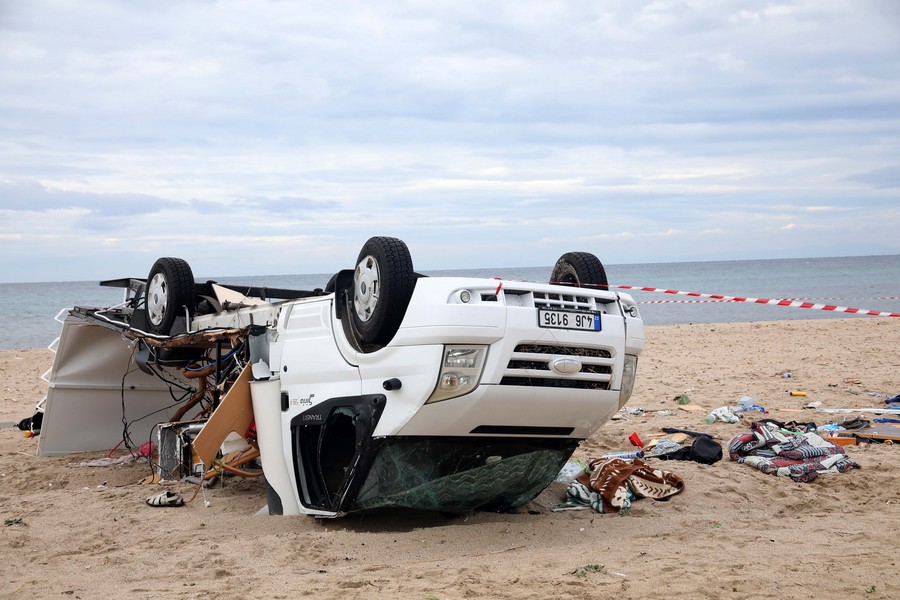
[351,236,415,348]
[550,252,608,289]
[145,257,196,334]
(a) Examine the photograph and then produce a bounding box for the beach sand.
[1,318,898,599]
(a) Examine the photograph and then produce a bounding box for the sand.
[1,318,898,599]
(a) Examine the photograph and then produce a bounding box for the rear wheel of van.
[145,257,196,335]
[550,252,608,289]
[351,237,415,348]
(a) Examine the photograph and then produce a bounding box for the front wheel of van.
[145,257,196,335]
[350,236,415,349]
[550,252,608,289]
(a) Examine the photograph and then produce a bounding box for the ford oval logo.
[551,357,582,374]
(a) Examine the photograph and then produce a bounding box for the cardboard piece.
[851,426,900,442]
[645,432,691,450]
[212,283,269,307]
[192,364,254,468]
[829,425,900,444]
[818,408,900,415]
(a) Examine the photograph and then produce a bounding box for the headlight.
[619,354,638,408]
[444,347,480,368]
[426,345,488,404]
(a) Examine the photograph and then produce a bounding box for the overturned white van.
[32,237,643,517]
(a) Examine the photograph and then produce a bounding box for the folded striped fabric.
[728,422,860,482]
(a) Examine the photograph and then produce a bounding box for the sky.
[1,1,899,283]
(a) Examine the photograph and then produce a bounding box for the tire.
[351,237,415,348]
[145,257,196,334]
[550,252,608,289]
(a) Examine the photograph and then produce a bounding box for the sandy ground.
[1,318,899,599]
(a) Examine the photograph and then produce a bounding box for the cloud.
[187,196,339,215]
[0,180,181,218]
[845,165,900,189]
[0,1,898,282]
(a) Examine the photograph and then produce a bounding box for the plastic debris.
[704,406,740,424]
[600,450,644,460]
[733,403,767,414]
[556,460,588,484]
[816,423,846,433]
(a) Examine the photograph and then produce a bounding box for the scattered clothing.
[662,426,713,438]
[655,435,723,465]
[885,394,900,409]
[757,418,817,434]
[728,421,860,483]
[558,458,685,513]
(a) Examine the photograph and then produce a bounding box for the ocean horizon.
[1,254,898,350]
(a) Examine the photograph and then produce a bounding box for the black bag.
[657,435,722,465]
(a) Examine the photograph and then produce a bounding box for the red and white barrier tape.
[782,296,900,301]
[638,299,729,304]
[612,285,900,318]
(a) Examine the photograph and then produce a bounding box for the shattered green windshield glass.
[352,438,575,514]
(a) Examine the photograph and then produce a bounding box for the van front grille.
[500,343,613,390]
[532,292,595,311]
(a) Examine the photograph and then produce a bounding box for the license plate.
[538,309,601,331]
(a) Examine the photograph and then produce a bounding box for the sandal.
[146,490,184,507]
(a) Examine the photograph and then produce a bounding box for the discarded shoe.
[840,417,870,430]
[146,490,184,507]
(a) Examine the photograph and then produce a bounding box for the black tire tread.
[352,237,415,348]
[550,252,608,288]
[146,257,196,334]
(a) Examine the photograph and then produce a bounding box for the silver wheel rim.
[354,254,380,322]
[147,272,168,326]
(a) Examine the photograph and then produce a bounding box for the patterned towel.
[561,458,685,513]
[728,421,860,483]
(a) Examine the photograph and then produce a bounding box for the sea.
[1,254,898,351]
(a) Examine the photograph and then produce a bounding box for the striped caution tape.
[637,297,898,305]
[782,296,900,301]
[611,285,900,317]
[637,299,730,304]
